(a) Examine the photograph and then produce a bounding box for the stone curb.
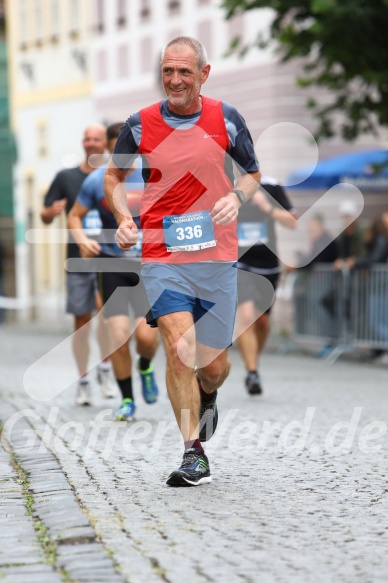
[0,400,125,583]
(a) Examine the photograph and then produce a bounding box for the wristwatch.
[231,189,246,205]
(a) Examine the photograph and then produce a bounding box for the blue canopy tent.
[287,149,388,190]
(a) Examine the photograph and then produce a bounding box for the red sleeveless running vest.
[138,96,238,263]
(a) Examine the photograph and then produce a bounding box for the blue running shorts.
[141,262,237,349]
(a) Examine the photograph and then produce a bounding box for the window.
[96,50,107,81]
[19,0,29,47]
[37,120,48,158]
[140,37,152,72]
[117,0,126,28]
[198,21,212,58]
[140,0,151,22]
[69,0,79,34]
[96,0,105,32]
[168,0,181,15]
[117,44,129,77]
[35,0,44,45]
[50,0,59,39]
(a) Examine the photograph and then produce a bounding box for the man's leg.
[157,311,198,441]
[107,315,132,379]
[236,301,266,395]
[73,312,93,406]
[95,290,117,398]
[106,314,136,420]
[195,342,230,442]
[236,300,260,371]
[134,318,160,404]
[73,313,92,377]
[195,342,231,394]
[158,311,212,487]
[67,272,99,405]
[135,317,159,361]
[255,312,271,355]
[95,290,111,363]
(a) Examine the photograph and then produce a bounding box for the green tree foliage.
[222,0,388,141]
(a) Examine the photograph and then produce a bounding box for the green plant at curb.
[25,493,34,515]
[34,521,57,566]
[61,570,76,583]
[10,454,59,568]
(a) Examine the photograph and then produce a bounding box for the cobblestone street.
[1,323,388,582]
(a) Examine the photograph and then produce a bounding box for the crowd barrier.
[291,264,388,361]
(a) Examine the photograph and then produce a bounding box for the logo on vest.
[203,133,219,139]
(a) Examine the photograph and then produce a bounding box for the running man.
[105,37,260,486]
[41,124,117,405]
[237,178,297,394]
[68,123,159,421]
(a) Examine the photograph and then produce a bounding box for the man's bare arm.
[40,199,67,224]
[104,164,138,250]
[104,165,131,223]
[252,190,297,230]
[68,202,101,258]
[212,170,261,226]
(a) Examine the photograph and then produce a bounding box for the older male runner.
[105,37,260,486]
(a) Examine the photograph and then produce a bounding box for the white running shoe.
[97,369,118,399]
[75,381,92,406]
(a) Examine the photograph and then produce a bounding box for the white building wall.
[14,98,98,321]
[7,0,388,324]
[7,0,98,321]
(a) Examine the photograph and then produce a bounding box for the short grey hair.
[161,36,208,69]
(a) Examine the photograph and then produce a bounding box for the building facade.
[6,0,97,320]
[6,0,387,323]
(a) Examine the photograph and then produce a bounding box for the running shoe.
[166,448,211,487]
[113,398,136,421]
[245,371,262,395]
[97,368,118,399]
[75,380,91,406]
[137,358,159,404]
[199,389,218,442]
[316,344,334,358]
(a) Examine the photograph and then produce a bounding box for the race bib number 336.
[163,210,216,252]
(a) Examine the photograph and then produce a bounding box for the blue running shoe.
[137,358,158,404]
[113,398,136,421]
[166,448,211,487]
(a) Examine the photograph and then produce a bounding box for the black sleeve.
[43,172,64,207]
[261,183,294,211]
[222,102,259,173]
[112,121,139,171]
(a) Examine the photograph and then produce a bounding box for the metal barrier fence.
[292,264,388,360]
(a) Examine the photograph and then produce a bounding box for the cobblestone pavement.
[0,323,388,582]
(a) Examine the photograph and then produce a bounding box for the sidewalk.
[1,323,388,582]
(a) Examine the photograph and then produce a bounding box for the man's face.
[82,126,107,159]
[161,45,210,113]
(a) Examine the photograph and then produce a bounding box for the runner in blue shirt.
[68,123,160,421]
